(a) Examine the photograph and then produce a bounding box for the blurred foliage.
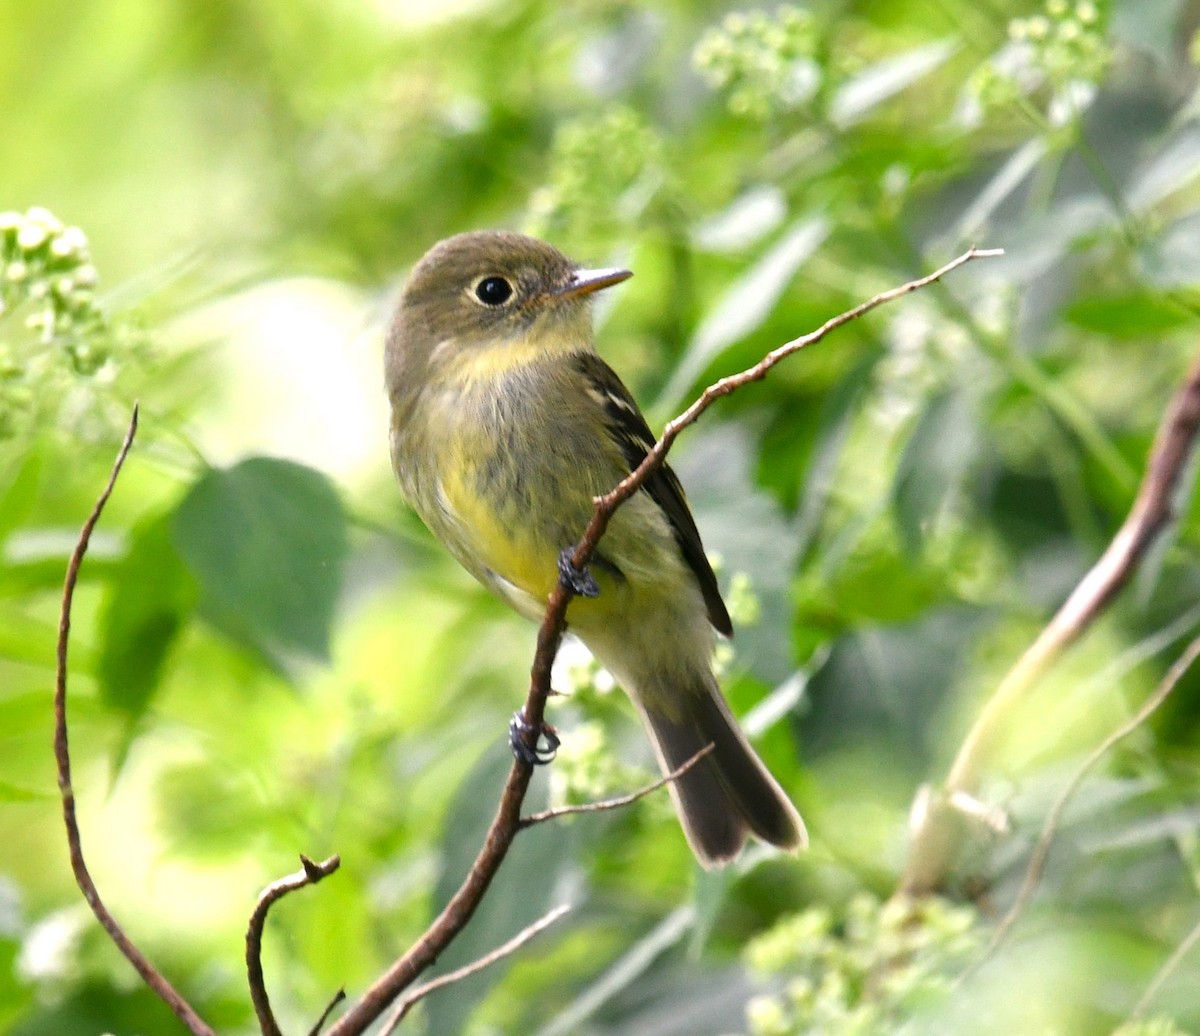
[3,0,1200,1034]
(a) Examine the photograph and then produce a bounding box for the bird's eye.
[474,276,514,306]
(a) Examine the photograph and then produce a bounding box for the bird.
[385,229,806,866]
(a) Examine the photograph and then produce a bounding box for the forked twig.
[247,853,342,1036]
[378,905,572,1035]
[519,744,714,827]
[55,405,216,1036]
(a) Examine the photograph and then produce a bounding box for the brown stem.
[900,344,1200,895]
[247,853,342,1036]
[55,405,216,1036]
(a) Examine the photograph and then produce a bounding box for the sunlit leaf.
[0,780,50,802]
[692,185,787,253]
[830,40,958,127]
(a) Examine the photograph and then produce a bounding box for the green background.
[2,0,1200,1033]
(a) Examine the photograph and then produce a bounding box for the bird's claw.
[509,710,560,765]
[558,548,600,598]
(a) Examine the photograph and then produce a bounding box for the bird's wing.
[572,352,733,637]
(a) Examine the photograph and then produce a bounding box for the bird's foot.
[557,548,600,598]
[509,710,560,766]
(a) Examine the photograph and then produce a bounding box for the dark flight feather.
[572,352,733,638]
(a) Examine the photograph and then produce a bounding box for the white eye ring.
[470,275,515,307]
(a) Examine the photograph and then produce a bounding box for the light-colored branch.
[901,344,1200,895]
[378,905,571,1035]
[519,744,714,828]
[55,406,216,1036]
[1130,908,1200,1020]
[326,247,1002,1035]
[247,853,342,1036]
[978,635,1200,969]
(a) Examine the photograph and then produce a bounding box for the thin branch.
[519,743,714,828]
[55,406,216,1036]
[327,248,1001,1035]
[1130,908,1200,1019]
[247,853,342,1036]
[901,344,1200,895]
[577,247,1005,563]
[975,635,1200,971]
[307,988,348,1036]
[378,905,571,1036]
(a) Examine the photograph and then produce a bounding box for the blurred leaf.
[1129,125,1200,213]
[802,608,982,763]
[692,186,787,253]
[679,423,802,684]
[1064,292,1193,338]
[830,39,959,127]
[954,138,1049,241]
[1139,213,1200,289]
[537,906,696,1036]
[97,513,196,719]
[0,448,42,542]
[9,981,189,1036]
[657,217,829,410]
[172,457,348,663]
[0,780,51,802]
[893,388,980,554]
[0,606,62,667]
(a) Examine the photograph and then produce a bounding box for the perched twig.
[326,248,1002,1035]
[975,635,1200,971]
[901,344,1200,895]
[247,853,342,1036]
[377,905,572,1035]
[55,406,216,1036]
[519,744,714,828]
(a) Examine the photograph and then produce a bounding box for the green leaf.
[1064,292,1193,338]
[830,39,958,127]
[97,513,196,719]
[892,389,980,555]
[0,780,52,802]
[1129,125,1200,213]
[1139,213,1200,289]
[172,457,348,663]
[0,447,42,542]
[656,217,829,410]
[0,606,65,668]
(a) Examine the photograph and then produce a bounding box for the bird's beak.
[555,266,633,300]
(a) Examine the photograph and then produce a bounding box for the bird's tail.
[636,672,807,868]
